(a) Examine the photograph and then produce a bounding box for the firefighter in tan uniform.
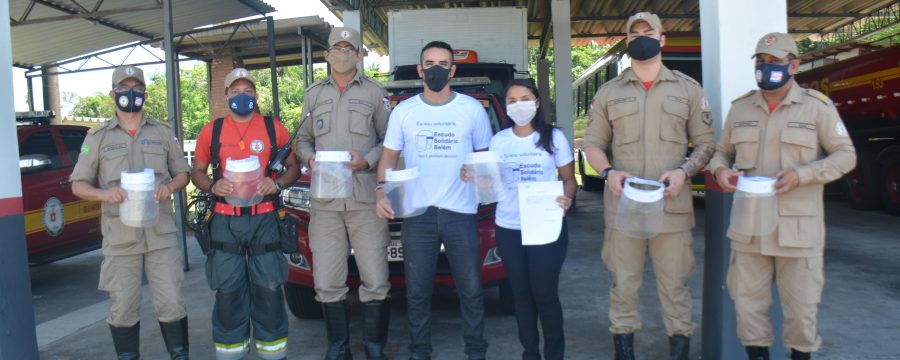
[583,12,715,360]
[71,66,191,360]
[295,27,392,360]
[708,33,856,360]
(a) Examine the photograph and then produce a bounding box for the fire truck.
[795,44,900,215]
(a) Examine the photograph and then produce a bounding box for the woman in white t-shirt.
[463,79,576,360]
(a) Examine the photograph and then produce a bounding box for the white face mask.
[507,100,537,127]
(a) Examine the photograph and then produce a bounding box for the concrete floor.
[34,189,900,359]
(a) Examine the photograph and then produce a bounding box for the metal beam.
[32,0,155,39]
[538,0,552,59]
[373,0,487,7]
[238,0,275,15]
[527,12,869,23]
[12,5,162,26]
[267,16,280,119]
[162,0,189,270]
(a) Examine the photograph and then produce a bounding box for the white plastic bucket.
[616,178,665,239]
[310,151,353,199]
[465,151,505,204]
[120,168,158,227]
[384,167,426,218]
[224,156,263,207]
[730,176,778,236]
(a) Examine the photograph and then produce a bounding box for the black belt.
[209,240,282,256]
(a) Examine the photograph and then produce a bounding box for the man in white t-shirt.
[376,41,492,360]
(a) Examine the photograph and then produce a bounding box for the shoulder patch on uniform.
[731,90,757,103]
[672,70,701,86]
[80,144,91,155]
[382,96,392,110]
[804,88,833,104]
[835,122,848,137]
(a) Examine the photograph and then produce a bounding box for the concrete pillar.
[0,0,40,357]
[42,65,61,123]
[342,10,365,74]
[551,0,573,147]
[536,59,553,124]
[699,0,787,359]
[210,55,243,119]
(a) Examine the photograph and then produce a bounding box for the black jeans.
[496,220,568,360]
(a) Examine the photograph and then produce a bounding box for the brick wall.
[209,56,243,119]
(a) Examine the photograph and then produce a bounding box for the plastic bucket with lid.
[616,178,665,239]
[465,151,505,204]
[730,176,778,236]
[224,156,263,207]
[384,167,426,218]
[310,151,353,199]
[120,168,158,227]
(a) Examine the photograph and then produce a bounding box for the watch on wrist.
[599,167,614,180]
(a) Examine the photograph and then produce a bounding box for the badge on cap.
[764,35,777,46]
[635,13,646,18]
[125,67,135,76]
[341,30,350,39]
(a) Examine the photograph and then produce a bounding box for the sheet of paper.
[518,181,564,246]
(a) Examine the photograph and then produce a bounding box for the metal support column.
[26,72,35,111]
[267,16,280,119]
[343,10,364,74]
[700,0,788,358]
[162,0,189,270]
[0,0,39,357]
[551,0,574,146]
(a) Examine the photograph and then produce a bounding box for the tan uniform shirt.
[585,66,715,233]
[70,115,191,256]
[708,81,856,257]
[296,73,390,211]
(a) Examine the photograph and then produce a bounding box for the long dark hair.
[504,78,555,154]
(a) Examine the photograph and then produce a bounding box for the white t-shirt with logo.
[490,128,574,229]
[383,92,493,214]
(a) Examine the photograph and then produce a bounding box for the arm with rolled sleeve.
[707,108,738,175]
[680,86,716,176]
[295,90,317,167]
[795,105,857,185]
[364,88,390,169]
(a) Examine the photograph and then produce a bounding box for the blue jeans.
[496,220,569,360]
[401,207,487,359]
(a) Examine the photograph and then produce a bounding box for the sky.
[11,0,387,115]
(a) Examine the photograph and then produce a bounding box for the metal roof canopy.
[10,0,274,68]
[320,0,898,57]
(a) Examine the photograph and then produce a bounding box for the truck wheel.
[498,280,516,315]
[842,154,882,210]
[881,156,900,216]
[284,283,322,319]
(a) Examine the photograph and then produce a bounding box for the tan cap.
[625,12,664,33]
[224,68,256,89]
[328,27,361,50]
[753,32,799,59]
[112,66,145,87]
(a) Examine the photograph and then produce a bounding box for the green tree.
[143,65,210,140]
[70,91,114,118]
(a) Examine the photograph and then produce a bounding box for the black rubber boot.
[791,349,811,360]
[613,333,635,360]
[159,317,189,360]
[110,322,141,360]
[746,346,770,360]
[669,335,689,360]
[323,301,353,360]
[363,299,390,360]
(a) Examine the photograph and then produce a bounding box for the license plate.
[387,240,404,262]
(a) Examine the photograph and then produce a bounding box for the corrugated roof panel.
[11,0,274,67]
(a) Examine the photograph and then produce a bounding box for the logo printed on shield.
[125,67,135,76]
[755,69,763,82]
[230,101,237,109]
[769,71,783,83]
[341,30,350,39]
[118,95,129,107]
[416,130,434,152]
[42,197,65,236]
[250,139,264,153]
[764,35,777,46]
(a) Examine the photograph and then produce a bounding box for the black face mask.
[755,62,793,91]
[627,36,662,61]
[423,65,451,92]
[114,89,145,113]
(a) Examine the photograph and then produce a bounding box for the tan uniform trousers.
[309,208,390,303]
[601,229,696,336]
[99,245,186,327]
[727,251,824,353]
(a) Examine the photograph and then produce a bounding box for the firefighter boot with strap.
[110,322,141,360]
[613,333,635,360]
[746,346,770,360]
[363,299,390,360]
[669,335,689,360]
[791,349,811,360]
[159,317,189,360]
[323,301,353,360]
